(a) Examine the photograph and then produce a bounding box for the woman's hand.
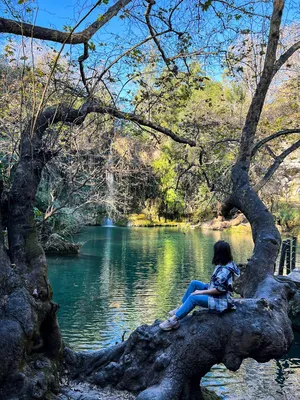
[191,290,203,295]
[191,288,222,296]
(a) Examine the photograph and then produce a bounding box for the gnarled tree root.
[63,276,294,400]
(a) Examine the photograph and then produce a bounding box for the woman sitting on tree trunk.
[159,240,240,331]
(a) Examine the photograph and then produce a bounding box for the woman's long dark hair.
[212,240,233,265]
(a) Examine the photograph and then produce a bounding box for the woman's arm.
[191,288,221,296]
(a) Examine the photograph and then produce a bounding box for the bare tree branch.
[253,139,300,192]
[251,128,300,156]
[79,43,90,95]
[273,40,300,77]
[175,163,196,190]
[0,0,132,44]
[87,102,196,146]
[144,0,175,72]
[169,49,222,61]
[265,144,277,159]
[91,28,171,91]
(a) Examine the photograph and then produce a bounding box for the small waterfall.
[105,130,116,220]
[103,217,114,227]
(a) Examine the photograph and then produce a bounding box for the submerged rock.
[44,234,80,256]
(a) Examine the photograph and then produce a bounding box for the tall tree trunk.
[0,111,67,400]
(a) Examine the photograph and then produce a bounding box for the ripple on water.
[202,340,300,400]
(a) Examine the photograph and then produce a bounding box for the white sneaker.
[159,317,180,331]
[168,305,181,317]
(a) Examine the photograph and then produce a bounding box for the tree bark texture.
[0,109,67,399]
[0,104,92,399]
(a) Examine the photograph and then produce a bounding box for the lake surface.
[48,226,300,399]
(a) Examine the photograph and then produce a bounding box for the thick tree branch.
[27,101,196,147]
[64,279,294,400]
[273,40,300,77]
[252,128,300,156]
[78,43,91,95]
[253,139,300,192]
[0,0,132,44]
[87,102,196,146]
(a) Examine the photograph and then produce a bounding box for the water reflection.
[47,226,299,399]
[202,333,300,399]
[48,227,254,349]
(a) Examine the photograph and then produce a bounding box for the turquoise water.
[47,226,300,399]
[48,226,253,350]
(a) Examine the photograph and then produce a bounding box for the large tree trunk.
[0,105,89,399]
[0,114,64,399]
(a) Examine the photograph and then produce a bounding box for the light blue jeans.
[175,280,209,319]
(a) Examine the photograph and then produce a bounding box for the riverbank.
[127,213,180,227]
[125,212,300,239]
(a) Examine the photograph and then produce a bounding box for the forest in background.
[0,1,299,243]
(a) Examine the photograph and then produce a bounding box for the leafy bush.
[51,208,84,237]
[274,203,300,232]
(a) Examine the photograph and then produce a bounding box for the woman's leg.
[181,280,208,303]
[176,294,209,319]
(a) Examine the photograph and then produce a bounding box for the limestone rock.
[44,234,80,256]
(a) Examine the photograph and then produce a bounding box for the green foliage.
[274,203,300,232]
[127,63,250,222]
[33,207,43,219]
[152,146,185,219]
[201,0,213,11]
[0,28,299,237]
[51,209,83,237]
